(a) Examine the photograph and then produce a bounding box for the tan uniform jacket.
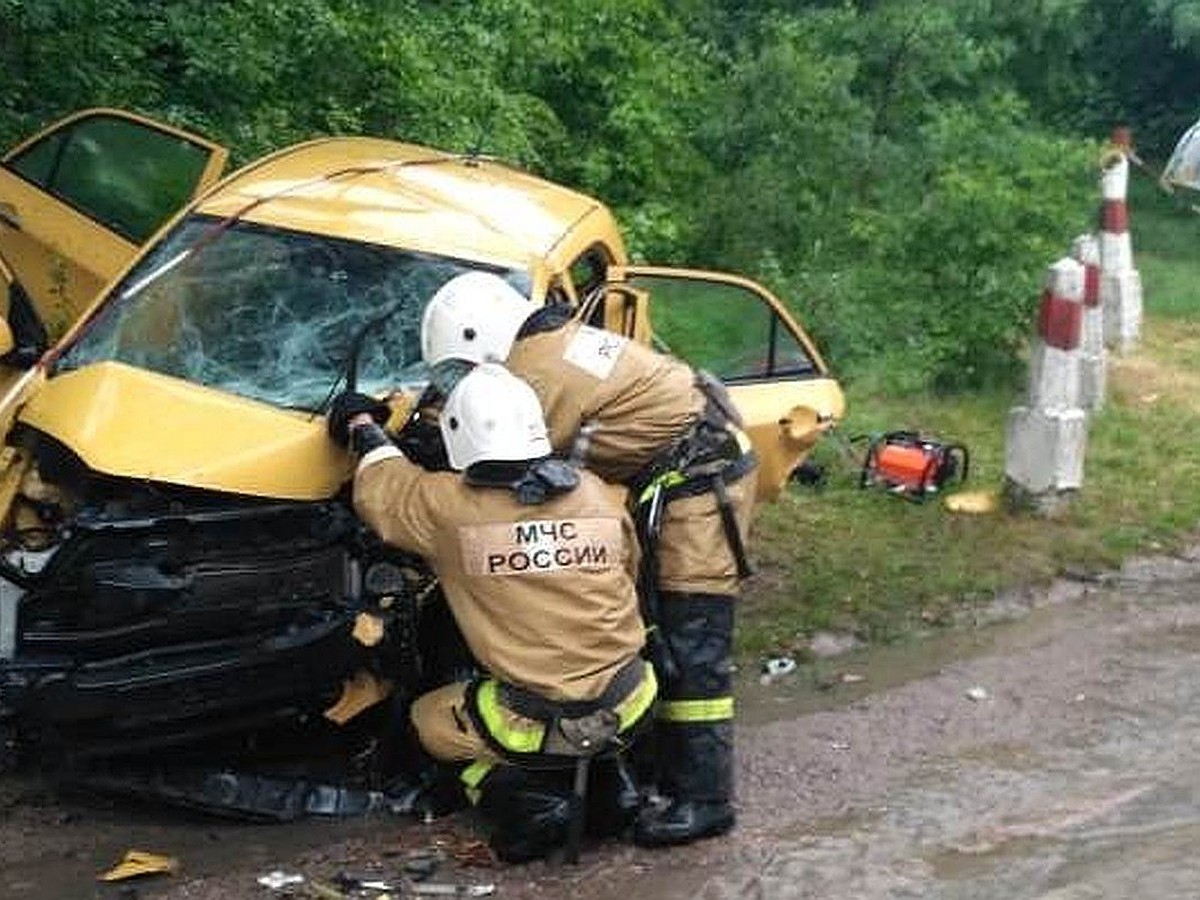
[508,318,755,595]
[506,320,704,484]
[354,449,645,702]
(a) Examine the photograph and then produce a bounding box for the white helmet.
[421,271,533,368]
[440,363,552,471]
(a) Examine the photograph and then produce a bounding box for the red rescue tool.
[859,431,969,501]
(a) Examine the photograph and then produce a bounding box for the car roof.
[193,137,619,273]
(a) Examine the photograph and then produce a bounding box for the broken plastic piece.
[352,612,386,646]
[323,668,393,724]
[762,656,797,678]
[303,784,389,817]
[98,849,178,882]
[944,490,998,514]
[409,884,496,897]
[402,851,443,881]
[83,767,405,822]
[384,389,419,431]
[257,870,306,891]
[334,871,397,891]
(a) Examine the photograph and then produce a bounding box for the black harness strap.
[498,657,644,722]
[636,480,677,683]
[464,659,647,766]
[711,472,753,579]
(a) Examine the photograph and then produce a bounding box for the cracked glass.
[57,215,528,411]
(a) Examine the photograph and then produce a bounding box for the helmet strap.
[465,458,580,504]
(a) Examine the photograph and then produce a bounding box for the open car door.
[0,108,228,347]
[602,265,845,500]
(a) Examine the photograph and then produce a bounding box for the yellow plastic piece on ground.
[323,669,393,724]
[98,850,178,882]
[944,490,998,515]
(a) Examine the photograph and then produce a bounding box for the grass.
[739,171,1200,661]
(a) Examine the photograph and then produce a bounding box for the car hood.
[19,362,352,500]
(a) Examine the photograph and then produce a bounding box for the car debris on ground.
[97,849,178,882]
[258,870,307,891]
[761,656,798,681]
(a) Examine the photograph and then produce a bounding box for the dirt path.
[5,550,1200,899]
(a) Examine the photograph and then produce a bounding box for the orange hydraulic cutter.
[859,431,969,501]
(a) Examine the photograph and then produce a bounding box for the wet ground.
[6,549,1200,899]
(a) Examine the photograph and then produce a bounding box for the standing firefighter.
[422,272,757,847]
[328,364,656,863]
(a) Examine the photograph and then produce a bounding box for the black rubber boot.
[633,720,735,846]
[634,592,737,848]
[585,755,642,839]
[635,798,735,845]
[385,762,468,818]
[476,766,577,863]
[381,703,467,818]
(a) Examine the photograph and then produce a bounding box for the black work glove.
[327,391,391,448]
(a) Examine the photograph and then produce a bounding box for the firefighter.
[420,271,757,847]
[328,363,657,863]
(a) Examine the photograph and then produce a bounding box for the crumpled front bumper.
[0,495,418,766]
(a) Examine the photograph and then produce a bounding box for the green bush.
[852,100,1097,391]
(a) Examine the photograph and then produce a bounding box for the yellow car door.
[0,108,228,344]
[603,265,845,501]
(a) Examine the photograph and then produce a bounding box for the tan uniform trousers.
[655,466,758,596]
[411,670,658,764]
[410,682,502,763]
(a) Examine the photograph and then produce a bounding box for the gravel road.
[6,549,1200,899]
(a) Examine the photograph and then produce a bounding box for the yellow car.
[0,109,842,781]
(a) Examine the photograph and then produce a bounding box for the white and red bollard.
[1005,257,1089,511]
[1071,233,1106,411]
[1098,130,1142,353]
[1027,258,1085,411]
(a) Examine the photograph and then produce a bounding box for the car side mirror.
[779,405,826,448]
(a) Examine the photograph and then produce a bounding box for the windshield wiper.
[312,300,411,420]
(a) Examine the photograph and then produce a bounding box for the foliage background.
[1,0,1194,390]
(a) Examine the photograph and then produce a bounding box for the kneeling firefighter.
[421,272,757,847]
[328,364,657,862]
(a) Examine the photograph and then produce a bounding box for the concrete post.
[1098,132,1142,353]
[1071,233,1106,411]
[1005,257,1089,514]
[1027,258,1084,411]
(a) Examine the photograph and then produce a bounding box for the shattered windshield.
[56,216,529,411]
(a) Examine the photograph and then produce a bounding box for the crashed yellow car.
[0,109,842,785]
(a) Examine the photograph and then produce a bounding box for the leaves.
[0,0,1182,390]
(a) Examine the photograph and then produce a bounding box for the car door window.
[564,244,614,328]
[569,246,611,299]
[5,113,213,244]
[629,273,815,381]
[7,131,65,185]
